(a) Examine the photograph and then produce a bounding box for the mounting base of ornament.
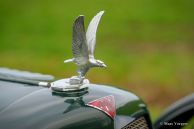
[50,77,89,92]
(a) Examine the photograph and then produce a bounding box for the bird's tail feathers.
[64,58,74,63]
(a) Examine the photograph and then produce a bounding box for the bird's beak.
[102,64,107,68]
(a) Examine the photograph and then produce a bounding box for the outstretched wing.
[72,15,89,65]
[86,11,104,57]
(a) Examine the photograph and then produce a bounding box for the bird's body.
[64,11,106,81]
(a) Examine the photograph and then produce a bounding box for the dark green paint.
[0,80,151,129]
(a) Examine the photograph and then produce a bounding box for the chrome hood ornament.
[51,11,106,92]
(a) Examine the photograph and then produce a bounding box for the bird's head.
[96,60,107,68]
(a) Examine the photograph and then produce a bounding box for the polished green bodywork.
[0,80,152,129]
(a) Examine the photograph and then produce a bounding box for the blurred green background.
[0,0,194,121]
